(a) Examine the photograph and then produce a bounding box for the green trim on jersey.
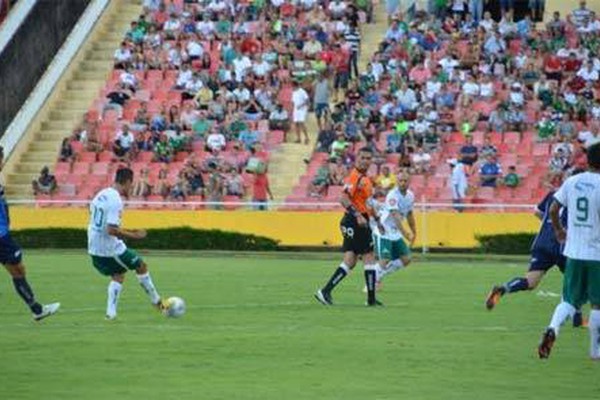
[91,249,143,276]
[563,258,600,308]
[373,234,410,261]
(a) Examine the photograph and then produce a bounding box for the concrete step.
[67,79,104,90]
[15,163,47,174]
[29,142,60,152]
[56,100,91,111]
[42,120,77,131]
[86,49,115,60]
[74,70,109,81]
[6,173,35,185]
[21,152,57,163]
[81,60,111,72]
[62,89,98,101]
[36,131,72,141]
[49,109,85,121]
[4,184,33,196]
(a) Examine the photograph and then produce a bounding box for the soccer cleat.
[314,289,333,306]
[485,286,504,310]
[33,302,60,321]
[154,298,169,313]
[105,314,117,321]
[366,299,384,307]
[538,328,556,359]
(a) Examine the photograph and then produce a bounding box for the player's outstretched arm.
[107,225,147,240]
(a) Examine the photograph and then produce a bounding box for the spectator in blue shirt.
[479,156,503,187]
[459,135,479,170]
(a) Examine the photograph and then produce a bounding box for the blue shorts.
[0,234,23,265]
[315,103,329,118]
[529,248,565,273]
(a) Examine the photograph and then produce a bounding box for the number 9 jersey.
[88,187,127,257]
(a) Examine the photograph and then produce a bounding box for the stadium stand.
[41,0,375,208]
[287,1,600,208]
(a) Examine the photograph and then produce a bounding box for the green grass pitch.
[0,251,598,399]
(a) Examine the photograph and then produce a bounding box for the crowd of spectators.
[47,0,374,206]
[306,0,600,202]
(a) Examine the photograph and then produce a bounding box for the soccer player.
[88,167,166,320]
[371,172,416,286]
[0,149,60,320]
[314,147,383,306]
[484,173,586,327]
[538,143,600,359]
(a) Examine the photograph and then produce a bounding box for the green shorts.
[373,235,410,261]
[91,249,143,276]
[562,258,600,308]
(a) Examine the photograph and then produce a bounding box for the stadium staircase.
[3,0,142,199]
[269,1,389,203]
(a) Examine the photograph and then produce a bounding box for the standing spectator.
[292,81,310,144]
[313,74,330,130]
[479,156,503,187]
[252,171,273,210]
[459,135,478,174]
[225,169,246,198]
[206,129,227,153]
[449,159,468,212]
[375,165,395,192]
[206,162,225,209]
[344,24,361,80]
[132,168,152,199]
[32,167,57,196]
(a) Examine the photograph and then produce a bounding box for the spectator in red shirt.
[252,172,273,210]
[240,33,261,54]
[332,43,350,102]
[544,53,563,82]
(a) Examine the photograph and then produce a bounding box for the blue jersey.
[530,191,566,254]
[0,186,9,238]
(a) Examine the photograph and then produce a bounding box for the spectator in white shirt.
[462,75,480,98]
[577,60,599,82]
[479,75,495,99]
[328,0,347,20]
[175,64,193,89]
[233,53,252,83]
[196,15,215,37]
[114,125,135,161]
[113,42,132,69]
[119,68,138,92]
[163,14,182,40]
[412,146,432,174]
[292,81,310,144]
[252,54,271,79]
[186,37,204,60]
[206,130,227,152]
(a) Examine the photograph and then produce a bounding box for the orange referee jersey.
[343,168,373,215]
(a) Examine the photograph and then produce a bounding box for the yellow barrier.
[10,207,539,248]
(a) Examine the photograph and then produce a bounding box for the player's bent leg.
[486,270,545,311]
[315,253,356,306]
[4,262,59,320]
[133,260,165,310]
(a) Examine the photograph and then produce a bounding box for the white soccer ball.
[164,296,186,318]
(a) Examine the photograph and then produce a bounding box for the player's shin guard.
[549,301,576,335]
[588,310,600,359]
[136,272,161,304]
[12,278,43,315]
[322,263,350,294]
[364,264,378,305]
[107,280,122,318]
[503,277,529,294]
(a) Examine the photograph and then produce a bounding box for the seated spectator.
[58,138,75,165]
[549,148,569,173]
[32,166,57,196]
[167,128,189,153]
[307,161,330,198]
[330,132,349,159]
[479,135,498,159]
[134,130,153,152]
[386,130,404,154]
[316,122,336,153]
[119,67,138,92]
[225,169,245,198]
[238,130,260,151]
[191,111,213,138]
[130,101,150,132]
[169,173,188,201]
[132,168,152,199]
[102,86,131,120]
[206,129,227,153]
[153,164,170,199]
[479,156,502,187]
[423,128,441,152]
[375,165,395,192]
[182,161,205,196]
[412,146,432,174]
[503,166,520,188]
[153,134,174,163]
[113,42,132,69]
[206,162,225,209]
[328,157,346,186]
[113,125,135,162]
[459,135,478,171]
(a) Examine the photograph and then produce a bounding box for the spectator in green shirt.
[153,134,174,163]
[503,166,520,188]
[330,132,349,159]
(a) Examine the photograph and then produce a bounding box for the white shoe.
[105,314,117,321]
[33,302,60,321]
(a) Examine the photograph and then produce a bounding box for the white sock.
[136,272,161,304]
[379,259,405,280]
[589,310,600,358]
[106,280,122,318]
[549,301,576,335]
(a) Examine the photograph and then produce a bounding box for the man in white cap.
[449,158,468,212]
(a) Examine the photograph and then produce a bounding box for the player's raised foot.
[485,286,504,310]
[154,298,169,313]
[33,302,60,322]
[314,289,333,306]
[366,299,384,307]
[538,328,556,359]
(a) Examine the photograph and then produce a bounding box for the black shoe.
[366,299,384,307]
[573,311,587,328]
[314,289,333,306]
[538,328,556,359]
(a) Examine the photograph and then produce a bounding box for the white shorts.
[293,108,307,123]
